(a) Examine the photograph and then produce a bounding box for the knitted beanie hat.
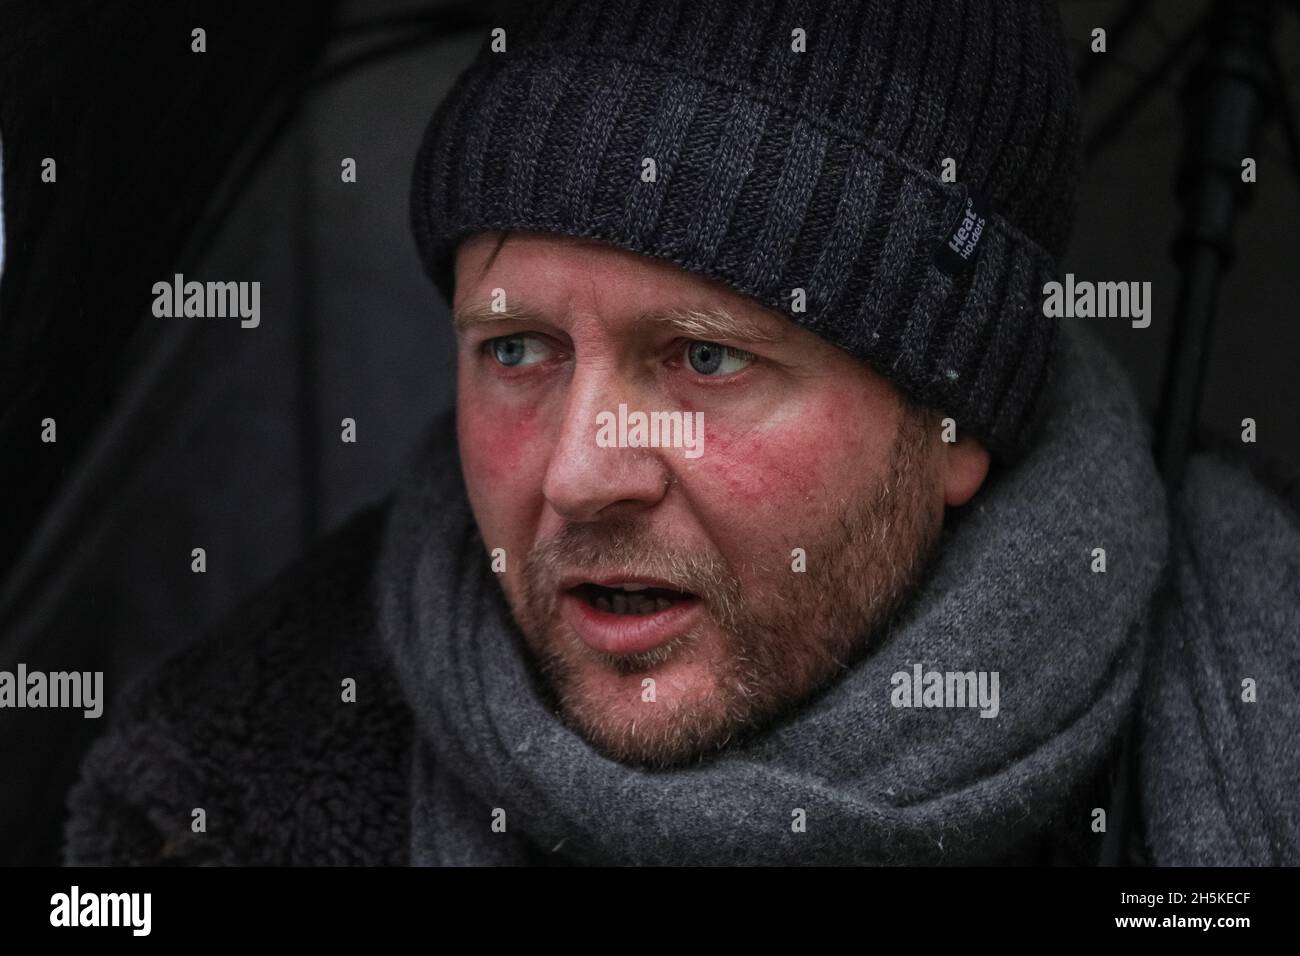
[410,0,1081,459]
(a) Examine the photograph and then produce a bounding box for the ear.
[940,432,991,507]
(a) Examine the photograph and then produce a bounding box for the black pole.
[1154,0,1278,488]
[1102,0,1284,868]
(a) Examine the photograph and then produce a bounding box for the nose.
[542,369,672,523]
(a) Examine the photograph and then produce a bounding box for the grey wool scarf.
[376,322,1177,866]
[1140,454,1300,865]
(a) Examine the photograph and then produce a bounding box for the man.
[65,0,1299,866]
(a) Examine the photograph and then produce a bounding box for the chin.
[539,630,746,768]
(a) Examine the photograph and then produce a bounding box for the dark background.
[1,0,1297,865]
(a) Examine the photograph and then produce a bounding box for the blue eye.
[686,340,754,376]
[488,334,547,367]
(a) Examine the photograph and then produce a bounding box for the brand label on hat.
[933,185,991,276]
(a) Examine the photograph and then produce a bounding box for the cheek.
[459,398,540,483]
[456,386,548,537]
[705,425,821,506]
[687,399,895,538]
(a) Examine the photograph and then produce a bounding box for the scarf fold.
[378,323,1170,865]
[1138,454,1300,865]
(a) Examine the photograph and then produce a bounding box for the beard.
[507,406,945,769]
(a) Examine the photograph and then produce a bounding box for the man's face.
[452,230,988,768]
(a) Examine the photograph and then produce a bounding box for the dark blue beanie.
[410,0,1081,459]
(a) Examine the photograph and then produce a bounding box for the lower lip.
[559,590,704,657]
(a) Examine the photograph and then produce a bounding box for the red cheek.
[700,417,830,505]
[462,401,543,485]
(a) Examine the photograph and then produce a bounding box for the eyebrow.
[452,302,784,345]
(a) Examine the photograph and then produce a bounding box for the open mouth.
[559,576,705,656]
[570,582,695,616]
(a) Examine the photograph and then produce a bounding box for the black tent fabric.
[0,0,333,865]
[0,0,498,866]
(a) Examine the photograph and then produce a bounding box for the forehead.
[452,231,786,331]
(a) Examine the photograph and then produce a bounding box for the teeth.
[618,583,649,592]
[589,589,678,615]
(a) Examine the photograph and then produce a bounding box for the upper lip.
[558,572,693,594]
